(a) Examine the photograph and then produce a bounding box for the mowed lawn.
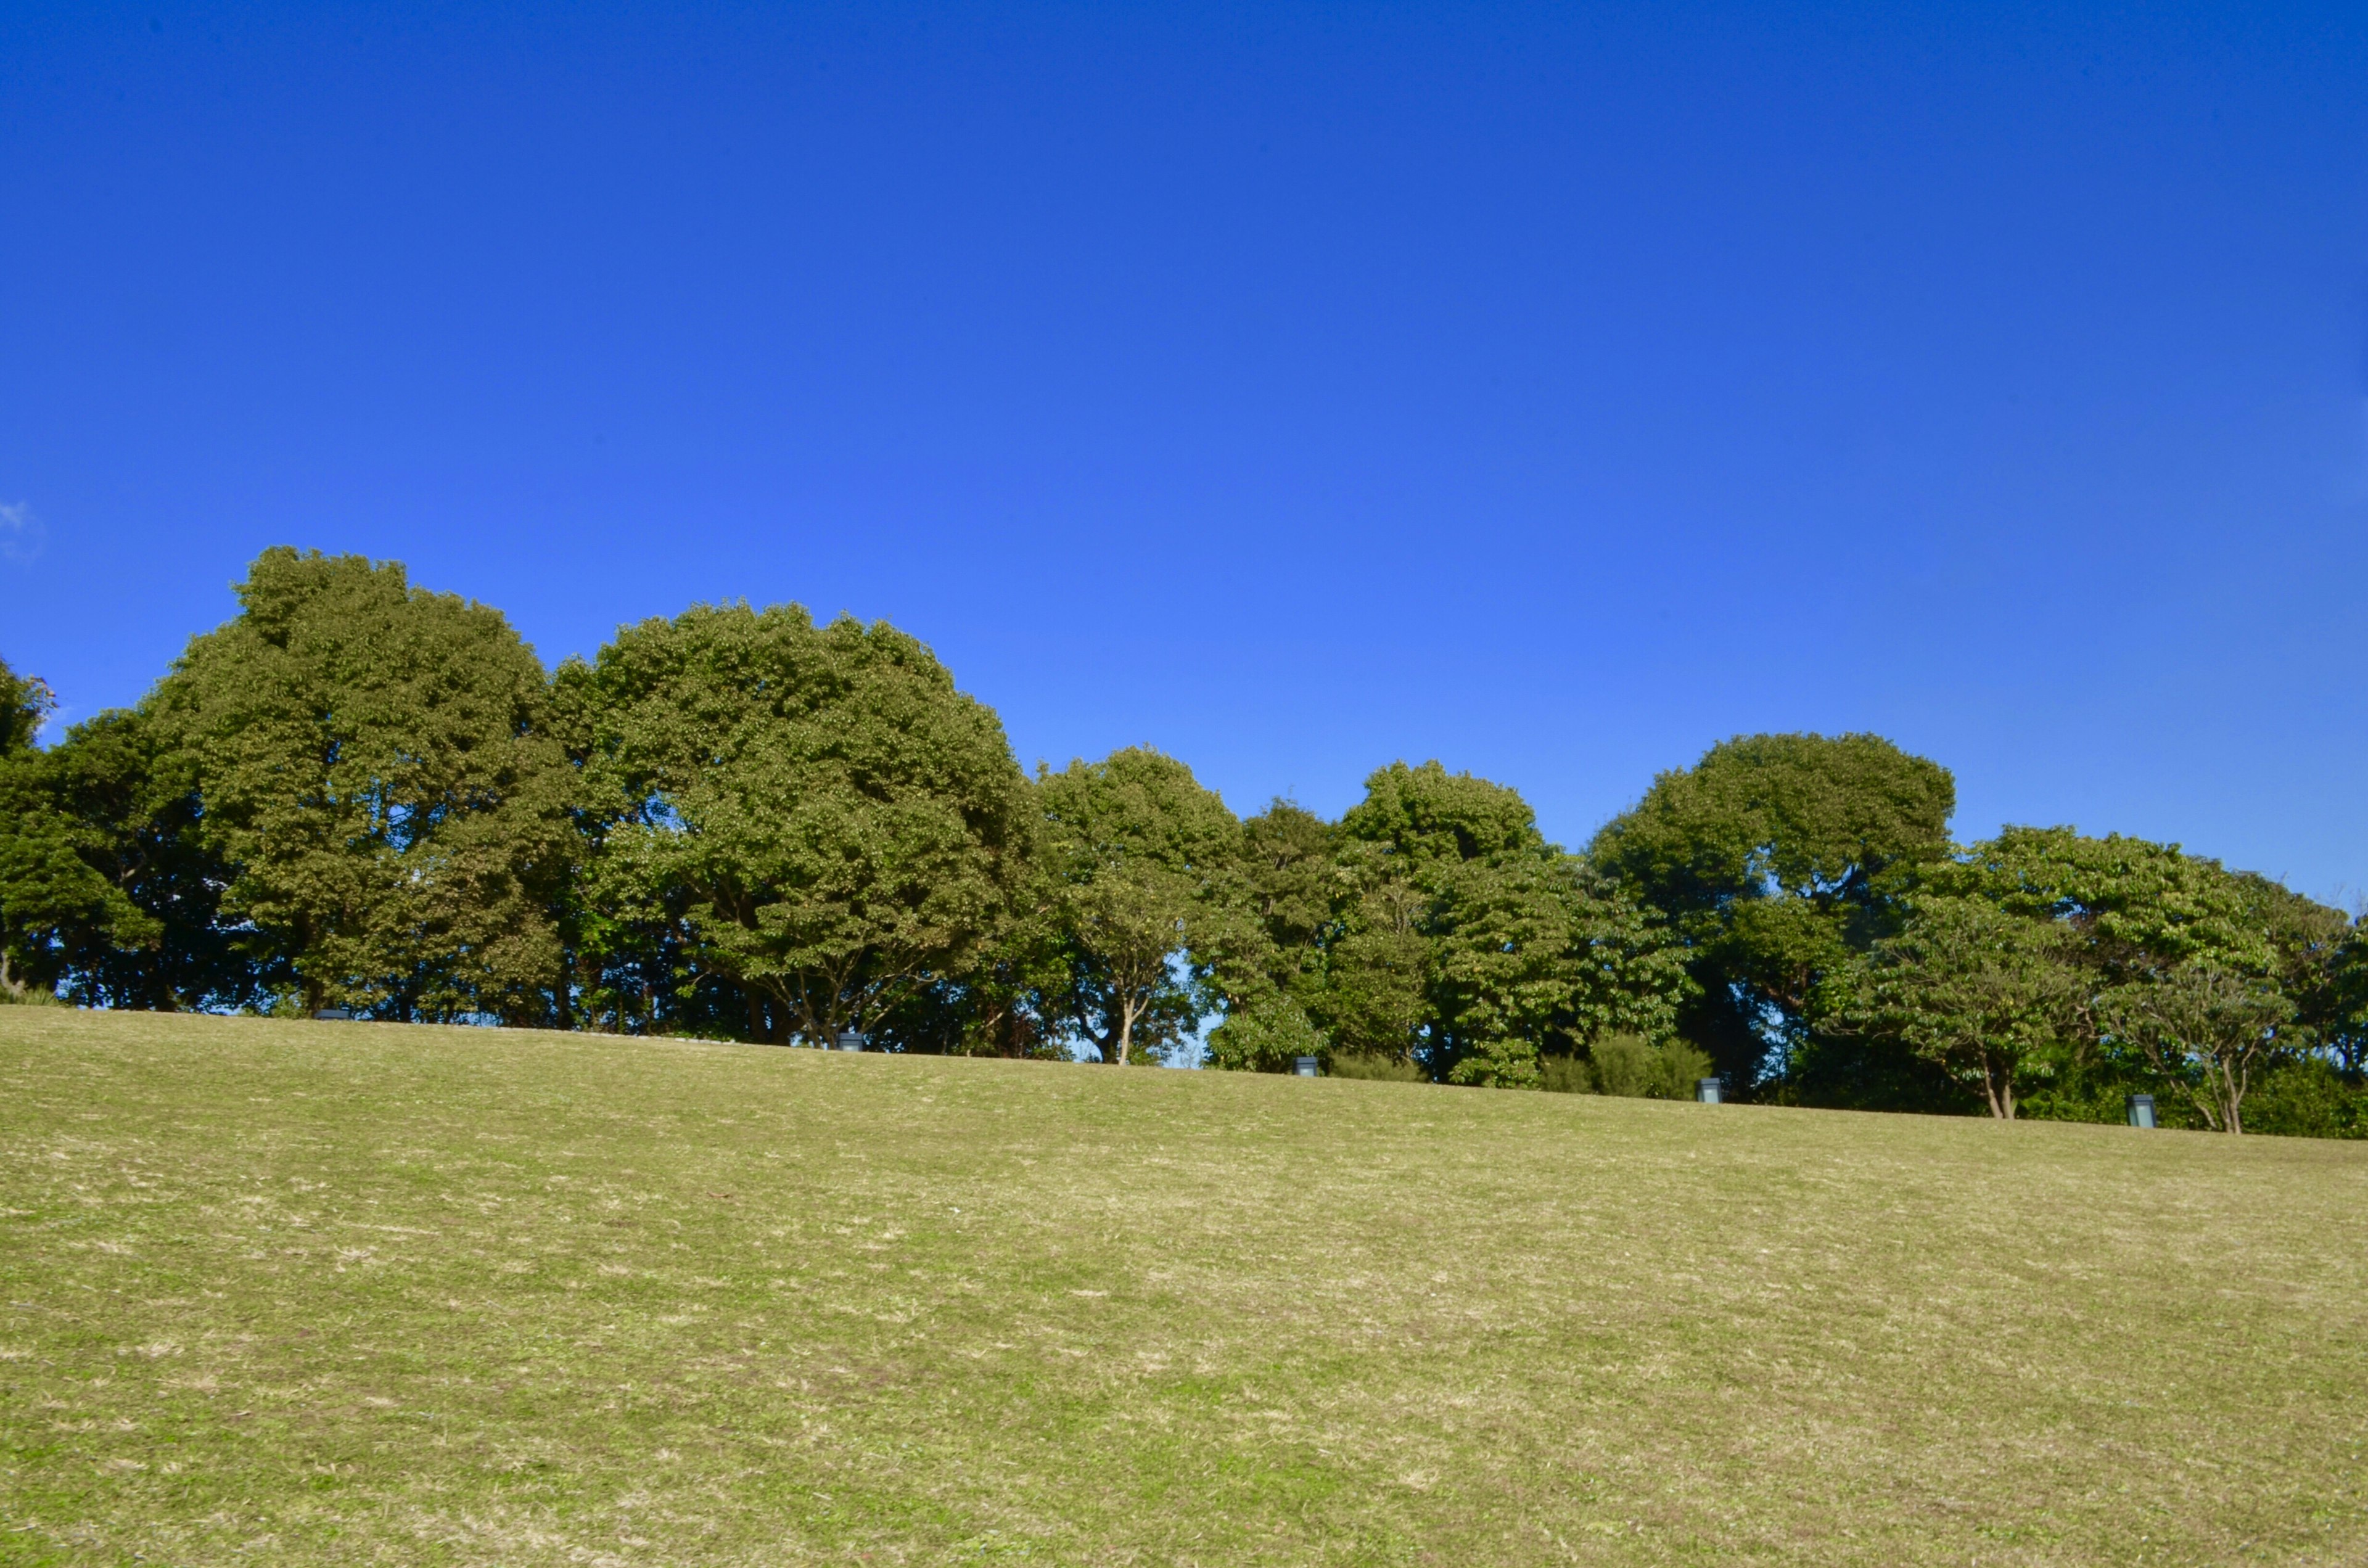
[2,1011,2363,1567]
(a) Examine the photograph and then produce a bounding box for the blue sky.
[4,2,2364,902]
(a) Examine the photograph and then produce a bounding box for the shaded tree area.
[553,602,1034,1048]
[3,549,2361,1134]
[150,548,575,1023]
[1204,761,1692,1089]
[1589,733,1960,1106]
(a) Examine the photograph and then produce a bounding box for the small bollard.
[2127,1093,2155,1129]
[1294,1056,1320,1078]
[1696,1077,1722,1104]
[834,1028,869,1053]
[313,1008,354,1022]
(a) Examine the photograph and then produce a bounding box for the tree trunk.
[2217,1057,2247,1135]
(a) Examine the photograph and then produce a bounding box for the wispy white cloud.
[0,501,44,564]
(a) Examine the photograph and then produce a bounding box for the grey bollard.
[1696,1077,1722,1104]
[2127,1093,2155,1129]
[834,1028,869,1053]
[1294,1056,1320,1077]
[313,1008,354,1021]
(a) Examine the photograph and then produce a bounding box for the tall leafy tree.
[1,657,51,758]
[1198,801,1339,1069]
[1037,747,1240,1064]
[1848,892,2082,1118]
[1923,827,2347,1129]
[1206,763,1688,1085]
[1335,762,1685,1086]
[0,657,60,998]
[2103,964,2294,1134]
[153,548,572,1021]
[1590,733,1956,1099]
[0,707,253,1010]
[2323,926,2368,1077]
[560,602,1030,1045]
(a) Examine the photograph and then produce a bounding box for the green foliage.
[1590,733,1955,1098]
[0,657,62,999]
[2100,964,2295,1134]
[1036,747,1239,1064]
[0,706,253,1011]
[1202,992,1326,1072]
[2238,1056,2368,1139]
[12,552,2366,1140]
[1938,826,2275,977]
[1918,827,2350,1132]
[1341,762,1689,1086]
[152,549,572,1022]
[0,655,55,757]
[1198,802,1342,1072]
[559,601,1031,1045]
[1576,1033,1714,1099]
[1201,763,1691,1086]
[1846,892,2083,1119]
[1537,1054,1592,1093]
[2322,927,2368,1075]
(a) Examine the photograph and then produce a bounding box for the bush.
[1328,1051,1426,1082]
[1586,1034,1712,1099]
[1539,1056,1593,1094]
[1204,999,1328,1073]
[2242,1057,2368,1139]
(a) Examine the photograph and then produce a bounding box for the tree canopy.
[1206,761,1691,1088]
[557,601,1032,1045]
[1035,747,1238,1065]
[3,548,2359,1136]
[152,548,572,1021]
[1590,733,1957,1096]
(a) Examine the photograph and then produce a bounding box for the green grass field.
[2,1009,2363,1566]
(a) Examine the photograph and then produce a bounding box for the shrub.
[2242,1057,2368,1139]
[1539,1056,1592,1094]
[1205,999,1327,1072]
[1328,1051,1426,1082]
[1587,1034,1713,1099]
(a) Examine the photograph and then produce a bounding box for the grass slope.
[2,1009,2364,1567]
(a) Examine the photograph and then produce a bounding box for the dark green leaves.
[152,548,572,1022]
[559,602,1031,1045]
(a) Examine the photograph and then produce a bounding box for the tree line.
[3,548,2362,1136]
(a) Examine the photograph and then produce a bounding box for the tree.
[1932,827,2348,1128]
[152,548,573,1022]
[1,657,52,758]
[1848,893,2082,1119]
[1590,733,1956,1099]
[1201,801,1339,1072]
[2324,925,2368,1077]
[0,706,253,1011]
[1037,747,1240,1065]
[0,657,58,998]
[2103,964,2294,1134]
[560,601,1030,1045]
[1204,762,1690,1086]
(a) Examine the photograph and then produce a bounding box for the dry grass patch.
[2,1008,2364,1565]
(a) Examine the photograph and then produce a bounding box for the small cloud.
[0,502,44,564]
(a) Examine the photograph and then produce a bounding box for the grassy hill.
[2,1009,2363,1566]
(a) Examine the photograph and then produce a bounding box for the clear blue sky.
[4,3,2364,902]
